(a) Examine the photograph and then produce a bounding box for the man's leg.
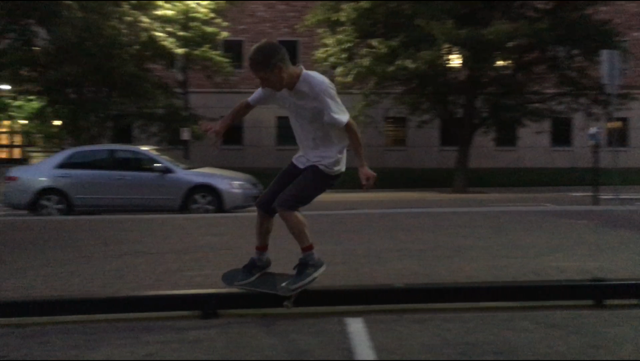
[253,162,303,253]
[278,210,311,248]
[234,162,303,285]
[256,209,274,249]
[274,165,342,288]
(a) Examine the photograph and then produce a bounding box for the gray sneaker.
[235,257,271,285]
[282,257,326,290]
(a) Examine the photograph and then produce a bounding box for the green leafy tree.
[129,1,232,110]
[0,1,232,146]
[306,1,626,193]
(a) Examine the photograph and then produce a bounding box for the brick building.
[152,1,640,170]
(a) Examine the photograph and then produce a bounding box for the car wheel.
[32,190,71,216]
[185,188,222,214]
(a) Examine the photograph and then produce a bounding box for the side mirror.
[153,164,171,174]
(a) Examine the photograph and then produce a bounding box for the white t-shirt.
[247,68,350,175]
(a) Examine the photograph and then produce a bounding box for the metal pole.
[592,142,600,206]
[184,139,190,161]
[610,93,621,204]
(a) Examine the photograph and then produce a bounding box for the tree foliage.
[0,1,231,146]
[305,1,626,192]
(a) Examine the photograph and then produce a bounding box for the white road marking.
[570,193,640,199]
[599,195,640,199]
[345,318,378,360]
[0,205,637,221]
[489,203,556,207]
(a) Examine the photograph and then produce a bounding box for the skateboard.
[221,268,316,308]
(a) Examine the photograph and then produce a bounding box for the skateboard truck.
[283,289,304,309]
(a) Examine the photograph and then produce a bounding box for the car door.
[51,149,119,209]
[110,149,185,210]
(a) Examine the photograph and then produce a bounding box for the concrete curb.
[2,279,639,322]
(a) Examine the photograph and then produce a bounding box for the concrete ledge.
[2,279,640,320]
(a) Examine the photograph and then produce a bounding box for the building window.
[494,121,517,148]
[384,117,407,147]
[440,119,459,147]
[223,39,243,70]
[551,117,572,148]
[0,120,24,159]
[622,39,631,78]
[607,117,629,148]
[278,40,299,66]
[222,119,243,146]
[277,116,297,147]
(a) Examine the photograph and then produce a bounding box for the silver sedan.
[2,144,263,216]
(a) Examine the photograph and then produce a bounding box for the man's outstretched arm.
[200,99,255,137]
[344,119,377,189]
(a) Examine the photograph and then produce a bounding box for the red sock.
[256,245,269,253]
[255,245,268,260]
[301,244,314,255]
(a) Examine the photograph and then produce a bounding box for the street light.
[0,84,11,90]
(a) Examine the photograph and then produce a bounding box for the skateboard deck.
[221,268,316,308]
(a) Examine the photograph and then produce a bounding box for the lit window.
[443,45,463,68]
[384,117,407,147]
[607,117,629,148]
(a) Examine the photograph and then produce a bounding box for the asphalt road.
[2,309,639,359]
[2,192,640,360]
[1,198,639,298]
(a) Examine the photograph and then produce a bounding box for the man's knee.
[255,197,277,218]
[273,195,299,215]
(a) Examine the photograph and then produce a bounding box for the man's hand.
[344,120,376,190]
[199,120,226,150]
[198,100,255,151]
[358,166,377,190]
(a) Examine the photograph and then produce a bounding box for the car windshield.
[146,149,193,170]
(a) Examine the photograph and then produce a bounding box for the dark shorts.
[255,162,342,217]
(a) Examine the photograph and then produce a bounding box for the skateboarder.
[201,40,377,290]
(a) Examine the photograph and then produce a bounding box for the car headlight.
[230,181,254,190]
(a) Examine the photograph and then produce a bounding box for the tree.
[305,1,626,193]
[129,1,232,111]
[0,1,232,146]
[0,94,66,150]
[126,1,233,146]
